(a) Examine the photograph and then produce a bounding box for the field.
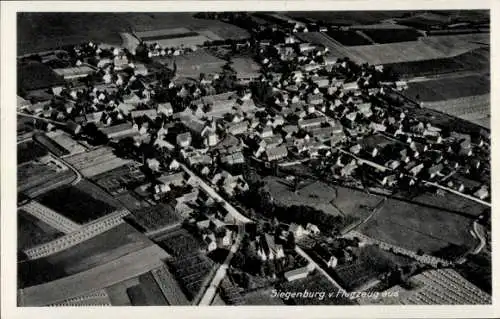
[18,13,249,55]
[18,244,168,306]
[362,28,422,44]
[32,133,70,157]
[419,94,490,129]
[17,140,48,164]
[346,33,489,65]
[17,209,63,251]
[92,164,146,196]
[130,203,181,233]
[285,11,414,25]
[23,223,155,283]
[155,228,203,258]
[325,30,373,46]
[36,182,117,224]
[358,197,477,257]
[332,187,384,219]
[385,47,490,78]
[277,271,355,305]
[151,265,190,305]
[64,147,132,178]
[406,74,489,102]
[168,253,215,301]
[18,161,75,197]
[115,192,151,212]
[17,60,65,91]
[295,32,353,59]
[333,245,414,291]
[406,191,487,218]
[265,177,342,217]
[126,272,169,306]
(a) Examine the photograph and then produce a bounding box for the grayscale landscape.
[17,10,491,306]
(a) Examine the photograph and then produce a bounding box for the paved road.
[179,163,253,224]
[294,246,345,291]
[471,221,486,254]
[198,233,243,305]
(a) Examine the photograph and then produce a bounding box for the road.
[198,232,243,305]
[17,112,66,126]
[179,163,253,224]
[471,221,486,255]
[294,246,344,291]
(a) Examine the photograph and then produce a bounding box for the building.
[53,65,96,80]
[284,264,315,281]
[289,223,306,239]
[256,234,285,261]
[131,109,158,120]
[157,172,185,187]
[176,132,192,148]
[100,122,137,140]
[265,145,288,161]
[298,117,325,129]
[232,58,261,84]
[157,102,174,116]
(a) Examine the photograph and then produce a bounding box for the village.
[16,11,491,306]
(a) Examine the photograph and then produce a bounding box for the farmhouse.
[284,264,315,282]
[53,65,96,80]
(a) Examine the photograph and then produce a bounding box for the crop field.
[155,228,203,258]
[405,191,486,219]
[17,209,64,251]
[358,197,477,256]
[325,30,373,46]
[332,187,384,219]
[333,245,414,291]
[362,28,422,43]
[130,204,181,233]
[346,33,489,65]
[105,277,140,306]
[18,161,75,197]
[126,272,168,306]
[115,192,151,212]
[295,32,354,60]
[92,164,146,196]
[17,60,65,91]
[265,177,343,217]
[385,47,490,78]
[18,244,168,306]
[64,147,132,178]
[404,75,489,102]
[277,271,355,305]
[17,140,48,165]
[419,94,490,129]
[168,253,215,301]
[18,13,249,55]
[285,11,414,25]
[36,182,117,224]
[151,264,190,305]
[242,288,285,305]
[26,223,154,279]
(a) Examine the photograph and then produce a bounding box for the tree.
[287,232,296,249]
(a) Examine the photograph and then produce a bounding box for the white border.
[1,1,498,318]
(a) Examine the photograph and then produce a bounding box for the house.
[306,223,320,235]
[349,144,362,154]
[343,81,359,92]
[157,172,185,187]
[131,108,158,121]
[256,234,285,261]
[265,145,288,161]
[306,93,323,105]
[284,264,315,281]
[176,132,192,148]
[288,223,306,239]
[427,163,444,179]
[298,117,324,129]
[259,125,274,138]
[227,121,249,135]
[100,122,137,140]
[474,186,489,200]
[203,233,218,252]
[157,102,174,116]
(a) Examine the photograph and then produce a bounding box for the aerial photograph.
[16,10,491,306]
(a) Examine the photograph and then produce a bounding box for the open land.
[18,13,249,55]
[36,181,118,224]
[358,197,477,257]
[21,223,155,284]
[404,75,490,102]
[17,209,64,251]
